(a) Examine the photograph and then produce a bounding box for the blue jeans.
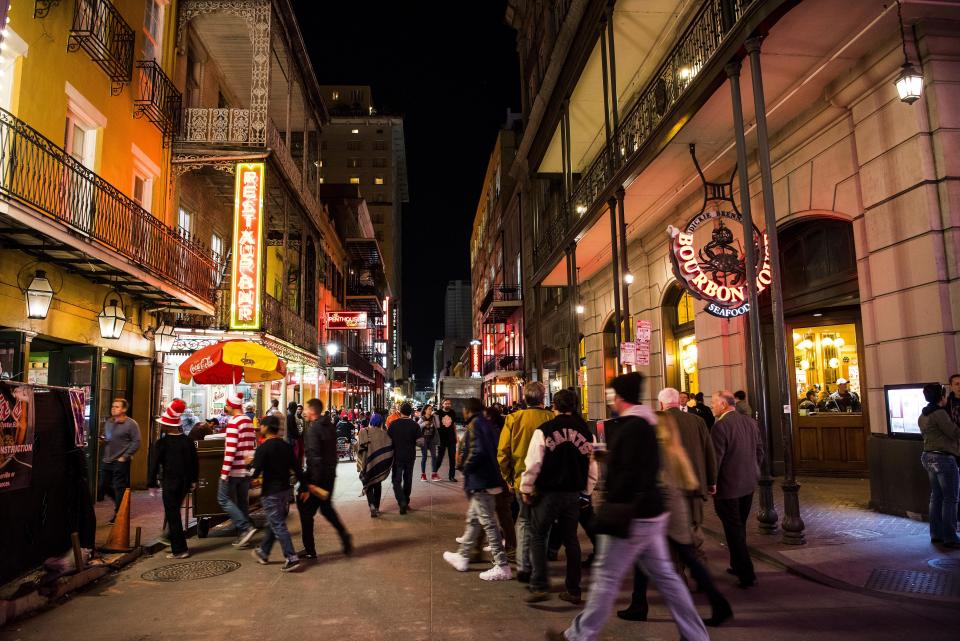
[420,437,438,474]
[921,452,959,544]
[217,476,252,532]
[259,491,298,562]
[563,514,708,641]
[457,492,509,567]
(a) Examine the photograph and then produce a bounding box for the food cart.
[176,340,285,537]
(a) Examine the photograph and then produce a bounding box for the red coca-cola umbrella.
[178,339,286,385]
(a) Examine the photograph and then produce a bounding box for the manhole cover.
[928,558,960,572]
[865,568,960,597]
[142,560,241,582]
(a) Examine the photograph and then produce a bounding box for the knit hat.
[369,413,383,427]
[611,372,644,405]
[157,399,187,427]
[225,391,243,409]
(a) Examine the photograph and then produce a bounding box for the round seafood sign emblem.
[667,209,771,318]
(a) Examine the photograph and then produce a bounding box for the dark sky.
[293,0,520,384]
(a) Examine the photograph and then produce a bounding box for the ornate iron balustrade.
[135,60,182,144]
[535,0,758,271]
[263,294,319,355]
[0,108,218,302]
[34,0,61,18]
[183,107,253,144]
[483,355,524,376]
[479,285,522,313]
[68,0,134,95]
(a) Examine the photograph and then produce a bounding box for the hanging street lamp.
[894,0,923,104]
[24,270,54,320]
[154,318,176,353]
[98,293,127,339]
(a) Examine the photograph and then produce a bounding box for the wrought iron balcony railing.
[34,0,61,18]
[183,107,254,144]
[483,355,524,376]
[263,294,318,355]
[68,0,134,95]
[0,108,218,302]
[535,0,757,270]
[135,60,183,144]
[479,285,522,313]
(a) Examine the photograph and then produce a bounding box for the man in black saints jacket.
[296,398,352,559]
[546,373,708,641]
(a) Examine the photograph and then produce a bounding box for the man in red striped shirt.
[218,391,258,547]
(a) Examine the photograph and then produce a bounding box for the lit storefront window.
[793,323,861,414]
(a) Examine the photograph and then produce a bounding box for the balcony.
[67,0,135,96]
[183,108,253,145]
[134,61,182,144]
[0,108,217,309]
[483,355,524,377]
[480,285,522,323]
[328,344,375,382]
[534,0,760,273]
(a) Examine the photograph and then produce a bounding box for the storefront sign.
[635,319,651,367]
[620,341,637,366]
[326,311,368,330]
[0,382,33,493]
[667,210,771,318]
[230,162,265,330]
[470,341,482,378]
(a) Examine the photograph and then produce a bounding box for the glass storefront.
[792,323,861,414]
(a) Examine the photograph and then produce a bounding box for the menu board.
[884,384,929,437]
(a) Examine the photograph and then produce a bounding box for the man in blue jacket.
[441,397,512,582]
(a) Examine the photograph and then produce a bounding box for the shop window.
[793,323,861,414]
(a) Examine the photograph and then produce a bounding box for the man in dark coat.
[710,390,763,588]
[297,398,352,559]
[387,402,421,514]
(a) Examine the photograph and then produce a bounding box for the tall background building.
[444,280,473,340]
[319,85,409,388]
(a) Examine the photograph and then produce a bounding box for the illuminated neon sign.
[230,162,265,330]
[326,311,368,330]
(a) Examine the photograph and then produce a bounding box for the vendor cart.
[193,438,262,537]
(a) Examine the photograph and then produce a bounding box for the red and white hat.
[225,391,244,409]
[157,399,187,427]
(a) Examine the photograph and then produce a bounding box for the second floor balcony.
[68,0,135,96]
[480,285,522,323]
[0,108,217,312]
[483,354,524,377]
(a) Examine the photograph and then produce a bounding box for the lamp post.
[326,342,338,413]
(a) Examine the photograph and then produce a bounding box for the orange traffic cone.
[101,488,134,552]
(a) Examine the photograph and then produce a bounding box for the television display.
[883,384,934,438]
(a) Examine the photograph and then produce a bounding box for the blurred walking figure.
[147,399,198,560]
[546,372,708,641]
[497,381,553,583]
[710,390,763,588]
[443,398,512,582]
[357,413,394,517]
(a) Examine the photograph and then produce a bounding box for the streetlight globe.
[326,343,339,357]
[623,273,635,285]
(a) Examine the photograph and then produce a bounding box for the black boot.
[616,605,648,621]
[704,598,733,627]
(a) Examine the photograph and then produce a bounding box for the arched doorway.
[762,216,866,475]
[661,283,699,395]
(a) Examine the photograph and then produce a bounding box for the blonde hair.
[655,411,699,492]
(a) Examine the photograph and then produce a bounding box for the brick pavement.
[702,475,960,602]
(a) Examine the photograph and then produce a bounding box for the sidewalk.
[93,490,170,550]
[702,476,960,603]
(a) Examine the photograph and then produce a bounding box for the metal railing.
[535,0,757,269]
[135,60,182,144]
[263,294,318,354]
[329,345,375,380]
[68,0,134,95]
[483,355,524,376]
[0,108,218,302]
[183,107,253,144]
[479,285,522,313]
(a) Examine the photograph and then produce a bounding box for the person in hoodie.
[520,389,598,605]
[442,397,512,582]
[919,383,960,548]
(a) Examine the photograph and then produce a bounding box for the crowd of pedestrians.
[134,368,960,640]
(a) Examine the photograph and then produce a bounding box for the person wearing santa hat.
[148,399,199,559]
[219,391,259,547]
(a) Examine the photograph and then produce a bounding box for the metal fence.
[0,108,217,302]
[68,0,134,95]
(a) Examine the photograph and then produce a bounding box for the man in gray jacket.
[710,390,763,588]
[100,398,141,524]
[658,387,716,557]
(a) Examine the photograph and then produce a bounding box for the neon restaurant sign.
[666,146,771,318]
[230,162,265,330]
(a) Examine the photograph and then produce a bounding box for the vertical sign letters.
[230,163,265,330]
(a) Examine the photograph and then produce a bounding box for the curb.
[701,525,958,608]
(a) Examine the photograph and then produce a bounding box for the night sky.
[293,1,521,383]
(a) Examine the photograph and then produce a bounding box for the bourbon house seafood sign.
[230,162,266,330]
[667,210,772,318]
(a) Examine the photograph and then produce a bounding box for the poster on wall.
[635,319,652,366]
[0,382,34,493]
[620,342,637,366]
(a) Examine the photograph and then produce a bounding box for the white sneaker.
[479,565,512,581]
[442,551,469,572]
[483,545,492,552]
[455,535,466,544]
